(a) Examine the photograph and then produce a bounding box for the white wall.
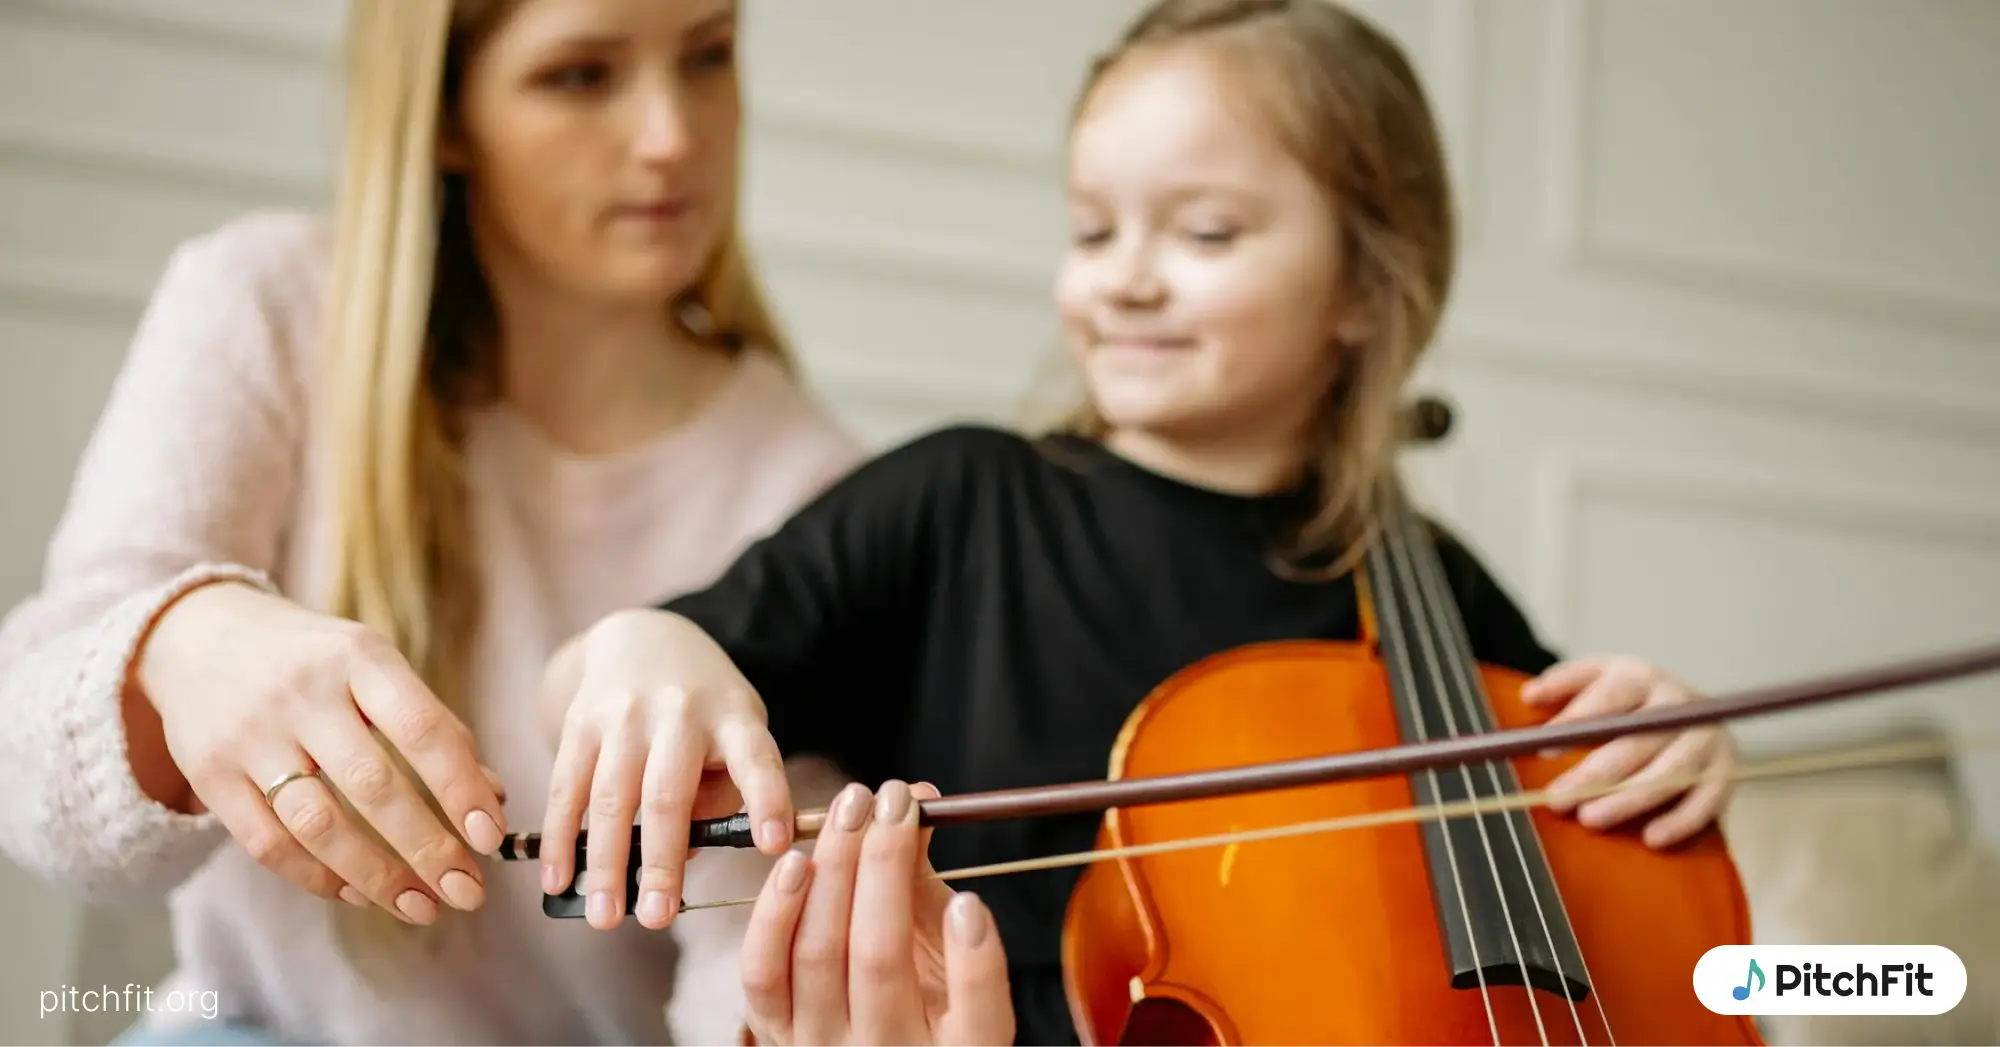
[1,0,1996,1043]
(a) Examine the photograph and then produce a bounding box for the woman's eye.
[540,61,611,91]
[1071,227,1112,247]
[689,40,736,71]
[1185,227,1238,246]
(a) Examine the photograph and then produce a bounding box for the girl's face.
[444,0,742,308]
[1056,45,1369,468]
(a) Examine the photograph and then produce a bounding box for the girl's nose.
[1102,243,1165,305]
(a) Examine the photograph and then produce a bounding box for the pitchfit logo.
[1693,945,1965,1015]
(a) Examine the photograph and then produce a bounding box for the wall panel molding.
[1442,321,2000,447]
[1426,0,1483,244]
[0,125,325,204]
[1526,448,2000,646]
[1537,0,2000,341]
[9,0,1064,181]
[7,0,335,66]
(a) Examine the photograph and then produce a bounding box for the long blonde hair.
[318,0,790,968]
[1055,0,1455,578]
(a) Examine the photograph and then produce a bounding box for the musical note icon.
[1731,958,1766,1001]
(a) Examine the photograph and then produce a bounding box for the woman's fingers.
[252,754,433,920]
[939,892,1014,1047]
[848,781,925,1040]
[208,768,351,905]
[738,778,1017,1046]
[908,781,955,943]
[792,783,873,1043]
[636,728,708,929]
[298,707,484,914]
[345,638,506,855]
[742,849,813,1045]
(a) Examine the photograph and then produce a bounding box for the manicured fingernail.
[464,811,502,854]
[339,886,369,908]
[839,785,870,831]
[588,891,616,925]
[761,818,789,849]
[877,781,911,823]
[439,870,484,910]
[948,893,989,946]
[775,850,808,894]
[396,890,438,924]
[542,863,560,894]
[638,890,669,924]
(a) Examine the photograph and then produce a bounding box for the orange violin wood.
[1061,640,1766,1046]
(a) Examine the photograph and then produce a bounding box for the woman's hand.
[742,780,1013,1047]
[539,608,795,930]
[1522,655,1737,849]
[134,580,507,922]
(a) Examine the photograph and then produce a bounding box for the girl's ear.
[1329,298,1376,350]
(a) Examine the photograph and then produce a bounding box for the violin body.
[1060,638,1767,1046]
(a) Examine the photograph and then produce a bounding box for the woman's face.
[445,0,742,308]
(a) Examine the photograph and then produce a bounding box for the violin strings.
[1374,512,1518,1046]
[677,732,1971,913]
[1401,507,1601,1047]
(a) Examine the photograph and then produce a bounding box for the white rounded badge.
[1693,945,1965,1015]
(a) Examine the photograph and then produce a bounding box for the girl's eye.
[1071,226,1112,247]
[1185,227,1238,246]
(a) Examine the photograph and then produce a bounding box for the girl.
[0,0,854,1044]
[540,0,1738,1043]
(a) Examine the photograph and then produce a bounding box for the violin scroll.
[1399,395,1453,446]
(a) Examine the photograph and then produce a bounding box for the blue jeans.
[110,1016,299,1046]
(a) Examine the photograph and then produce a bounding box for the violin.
[1064,528,1732,1043]
[1061,396,1752,1046]
[499,397,2000,1046]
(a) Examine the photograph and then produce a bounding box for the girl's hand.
[742,780,1014,1047]
[539,608,795,930]
[135,580,507,922]
[1522,656,1737,849]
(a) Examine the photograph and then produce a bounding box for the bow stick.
[497,638,2000,866]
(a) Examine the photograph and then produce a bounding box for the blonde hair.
[318,0,790,969]
[1055,0,1455,577]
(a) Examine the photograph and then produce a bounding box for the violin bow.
[496,639,2000,908]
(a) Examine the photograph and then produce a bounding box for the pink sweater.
[0,211,863,1044]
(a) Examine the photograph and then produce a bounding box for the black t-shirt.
[661,425,1561,1045]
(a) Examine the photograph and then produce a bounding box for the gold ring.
[263,770,320,806]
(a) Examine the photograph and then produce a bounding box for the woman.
[0,0,854,1043]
